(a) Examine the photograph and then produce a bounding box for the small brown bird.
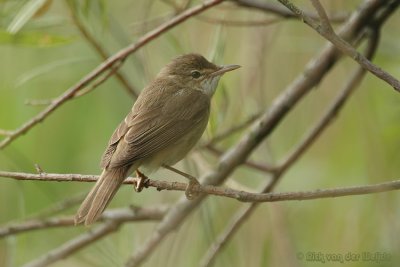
[74,54,240,225]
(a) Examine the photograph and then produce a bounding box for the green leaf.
[0,30,75,47]
[7,0,49,34]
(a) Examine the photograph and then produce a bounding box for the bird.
[74,53,240,225]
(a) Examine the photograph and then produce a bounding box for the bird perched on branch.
[75,54,240,225]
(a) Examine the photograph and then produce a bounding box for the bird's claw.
[185,177,200,200]
[135,170,148,192]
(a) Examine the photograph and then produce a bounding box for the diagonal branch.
[29,193,86,219]
[0,129,13,136]
[65,0,139,98]
[0,0,226,149]
[0,206,167,238]
[275,33,379,173]
[22,221,120,267]
[235,0,348,22]
[201,112,262,147]
[200,112,275,173]
[204,145,275,173]
[276,0,400,92]
[25,60,126,106]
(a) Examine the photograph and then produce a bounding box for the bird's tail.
[74,167,129,225]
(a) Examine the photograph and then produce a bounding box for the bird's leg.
[134,169,148,192]
[162,164,200,200]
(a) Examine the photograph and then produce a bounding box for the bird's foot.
[134,170,148,192]
[185,176,200,200]
[161,164,200,200]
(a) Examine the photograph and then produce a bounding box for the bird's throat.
[201,76,221,97]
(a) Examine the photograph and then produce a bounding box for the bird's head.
[158,54,240,97]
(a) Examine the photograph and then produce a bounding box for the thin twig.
[200,112,276,173]
[23,221,120,267]
[24,99,54,106]
[201,172,396,265]
[196,15,281,27]
[130,13,173,35]
[29,193,86,219]
[234,0,348,22]
[1,217,74,238]
[65,0,139,98]
[205,145,275,173]
[0,171,101,183]
[310,0,333,32]
[199,199,258,267]
[162,164,197,181]
[0,206,167,238]
[231,180,400,202]
[276,31,379,172]
[276,0,400,92]
[0,0,226,150]
[73,59,124,98]
[25,59,126,106]
[18,207,168,267]
[201,112,262,147]
[0,129,13,136]
[1,170,398,204]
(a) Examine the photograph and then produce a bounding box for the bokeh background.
[0,0,399,266]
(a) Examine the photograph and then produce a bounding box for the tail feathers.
[74,167,128,226]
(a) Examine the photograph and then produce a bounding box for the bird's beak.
[211,64,241,77]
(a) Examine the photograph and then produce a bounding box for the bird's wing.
[100,110,135,168]
[102,88,209,169]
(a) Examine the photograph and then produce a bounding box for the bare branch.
[0,0,226,149]
[24,99,54,106]
[73,60,124,98]
[0,129,13,136]
[24,61,124,106]
[30,193,85,218]
[201,112,262,147]
[65,0,139,98]
[233,180,400,202]
[276,32,379,172]
[199,112,276,173]
[196,15,281,27]
[24,60,120,106]
[0,206,167,238]
[310,0,333,32]
[204,145,275,173]
[0,171,102,183]
[1,170,398,206]
[234,0,348,22]
[199,200,256,267]
[22,221,120,267]
[276,0,400,92]
[1,217,74,238]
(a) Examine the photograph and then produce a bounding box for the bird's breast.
[140,113,209,173]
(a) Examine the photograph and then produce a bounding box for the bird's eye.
[191,70,201,79]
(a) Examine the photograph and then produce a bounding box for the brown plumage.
[74,54,240,225]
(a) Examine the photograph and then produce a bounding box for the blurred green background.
[0,0,399,266]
